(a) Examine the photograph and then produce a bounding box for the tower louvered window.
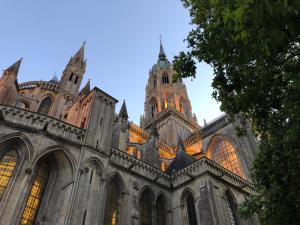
[162,74,169,84]
[37,97,52,115]
[0,149,19,201]
[20,162,51,225]
[140,190,153,225]
[104,179,120,225]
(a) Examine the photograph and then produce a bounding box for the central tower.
[141,42,199,146]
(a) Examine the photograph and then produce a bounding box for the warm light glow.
[160,161,166,172]
[210,138,245,178]
[104,179,120,225]
[0,149,19,201]
[20,162,50,225]
[127,146,141,159]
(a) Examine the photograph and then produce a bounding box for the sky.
[0,0,221,126]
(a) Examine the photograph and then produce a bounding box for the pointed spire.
[4,58,22,77]
[119,100,129,119]
[74,41,86,61]
[158,39,166,60]
[79,79,90,96]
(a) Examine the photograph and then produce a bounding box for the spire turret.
[158,40,167,60]
[118,100,128,119]
[4,58,22,77]
[60,43,87,96]
[79,79,90,97]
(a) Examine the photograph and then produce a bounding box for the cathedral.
[0,42,259,225]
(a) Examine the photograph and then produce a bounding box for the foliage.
[173,0,300,224]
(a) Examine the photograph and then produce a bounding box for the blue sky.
[0,0,221,125]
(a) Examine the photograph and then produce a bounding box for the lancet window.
[104,179,120,225]
[0,149,19,201]
[162,74,169,84]
[156,195,167,225]
[185,191,197,225]
[225,191,239,225]
[37,96,52,115]
[140,190,153,225]
[20,162,51,225]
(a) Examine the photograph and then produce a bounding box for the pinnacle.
[4,58,22,76]
[119,100,128,119]
[79,79,91,96]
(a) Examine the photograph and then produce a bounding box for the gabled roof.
[166,137,196,174]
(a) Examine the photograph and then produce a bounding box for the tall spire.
[158,39,167,60]
[4,58,22,77]
[119,100,128,119]
[74,41,86,61]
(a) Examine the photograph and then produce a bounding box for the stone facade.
[0,43,259,225]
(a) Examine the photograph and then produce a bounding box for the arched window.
[186,192,197,225]
[162,74,169,84]
[0,149,19,201]
[104,179,120,225]
[69,73,73,81]
[156,195,167,225]
[210,137,244,178]
[225,191,240,225]
[74,76,78,84]
[140,190,153,225]
[20,162,51,225]
[127,146,141,159]
[37,97,52,115]
[16,101,29,110]
[160,161,166,172]
[154,80,157,88]
[150,101,157,118]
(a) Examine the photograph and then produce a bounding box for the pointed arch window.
[0,149,19,201]
[162,74,169,84]
[37,97,52,115]
[140,190,153,225]
[156,195,167,225]
[150,101,158,118]
[210,137,244,178]
[104,179,120,225]
[69,73,74,81]
[20,162,51,225]
[74,76,78,84]
[186,192,197,225]
[183,191,198,225]
[225,191,240,225]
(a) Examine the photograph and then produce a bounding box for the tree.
[173,1,300,225]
